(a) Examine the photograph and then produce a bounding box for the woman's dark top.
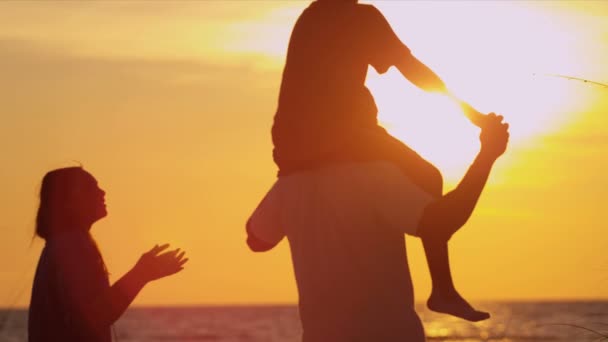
[28,231,112,342]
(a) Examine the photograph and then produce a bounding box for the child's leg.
[422,236,489,321]
[367,130,489,321]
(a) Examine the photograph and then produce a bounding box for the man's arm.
[247,234,277,252]
[246,220,279,252]
[245,189,285,252]
[417,114,509,240]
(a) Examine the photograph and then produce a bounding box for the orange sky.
[1,1,607,307]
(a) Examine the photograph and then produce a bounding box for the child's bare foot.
[427,291,490,322]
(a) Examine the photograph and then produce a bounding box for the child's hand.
[458,101,487,128]
[446,93,488,128]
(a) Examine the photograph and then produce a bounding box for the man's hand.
[479,113,509,160]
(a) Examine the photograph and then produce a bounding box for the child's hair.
[317,0,358,4]
[35,166,88,239]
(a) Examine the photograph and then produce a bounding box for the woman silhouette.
[28,167,188,342]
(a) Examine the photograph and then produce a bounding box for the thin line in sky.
[534,73,608,88]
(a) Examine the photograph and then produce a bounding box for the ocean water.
[1,301,607,341]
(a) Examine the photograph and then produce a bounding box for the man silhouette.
[246,0,510,340]
[247,114,508,341]
[270,0,496,322]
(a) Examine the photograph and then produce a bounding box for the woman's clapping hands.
[133,244,189,282]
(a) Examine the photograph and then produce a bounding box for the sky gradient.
[1,1,607,307]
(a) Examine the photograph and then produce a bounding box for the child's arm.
[449,94,488,128]
[364,4,488,127]
[395,53,488,128]
[395,53,448,94]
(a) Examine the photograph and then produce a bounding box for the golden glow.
[0,1,607,307]
[367,1,595,180]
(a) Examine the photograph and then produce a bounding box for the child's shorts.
[336,127,443,198]
[275,126,443,198]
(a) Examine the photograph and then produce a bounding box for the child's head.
[317,0,358,4]
[36,167,107,239]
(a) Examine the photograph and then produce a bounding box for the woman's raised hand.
[133,244,189,282]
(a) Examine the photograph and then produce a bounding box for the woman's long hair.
[35,167,108,276]
[36,167,87,239]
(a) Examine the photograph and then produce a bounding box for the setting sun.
[1,1,607,341]
[365,1,596,180]
[227,1,599,180]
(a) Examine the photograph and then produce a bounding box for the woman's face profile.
[71,171,107,226]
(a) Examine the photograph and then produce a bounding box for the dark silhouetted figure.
[28,167,188,342]
[271,0,495,321]
[249,116,509,341]
[248,0,510,340]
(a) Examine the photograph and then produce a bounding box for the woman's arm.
[108,245,187,323]
[105,244,187,324]
[54,243,187,332]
